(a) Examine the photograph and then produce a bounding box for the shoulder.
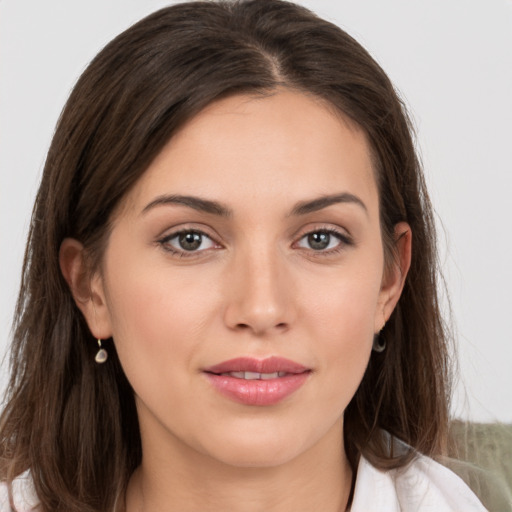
[0,471,41,512]
[351,453,488,512]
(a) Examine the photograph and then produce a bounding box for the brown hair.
[0,1,451,510]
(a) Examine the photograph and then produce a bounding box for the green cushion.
[445,421,512,511]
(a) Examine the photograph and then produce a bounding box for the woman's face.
[77,90,408,469]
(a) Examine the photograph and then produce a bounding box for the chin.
[197,425,312,469]
[212,446,301,469]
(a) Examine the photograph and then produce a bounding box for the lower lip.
[204,372,310,406]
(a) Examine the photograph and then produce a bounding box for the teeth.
[220,371,288,380]
[260,372,279,380]
[244,371,261,380]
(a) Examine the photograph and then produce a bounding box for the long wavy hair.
[0,1,451,510]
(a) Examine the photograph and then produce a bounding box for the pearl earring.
[95,339,108,363]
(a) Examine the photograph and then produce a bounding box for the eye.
[296,229,348,251]
[159,230,217,254]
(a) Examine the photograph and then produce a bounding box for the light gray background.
[1,0,511,422]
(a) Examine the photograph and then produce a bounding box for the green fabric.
[445,421,512,512]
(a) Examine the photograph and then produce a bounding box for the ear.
[59,238,113,339]
[375,222,412,331]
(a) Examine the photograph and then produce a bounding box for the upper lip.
[204,356,309,375]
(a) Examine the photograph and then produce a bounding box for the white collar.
[350,453,488,511]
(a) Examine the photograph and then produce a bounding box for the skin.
[61,90,411,512]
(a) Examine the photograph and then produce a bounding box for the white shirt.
[0,454,487,512]
[350,453,488,511]
[0,470,39,512]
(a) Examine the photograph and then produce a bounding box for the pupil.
[179,232,202,251]
[308,232,330,250]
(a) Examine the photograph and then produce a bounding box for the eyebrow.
[141,194,232,217]
[141,192,367,217]
[289,193,368,216]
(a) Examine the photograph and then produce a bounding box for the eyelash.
[294,228,353,256]
[157,227,353,258]
[157,229,219,257]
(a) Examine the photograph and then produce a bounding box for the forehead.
[124,90,378,217]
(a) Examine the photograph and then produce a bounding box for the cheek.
[102,253,218,376]
[298,262,382,391]
[302,265,382,341]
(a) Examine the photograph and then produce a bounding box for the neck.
[125,420,353,512]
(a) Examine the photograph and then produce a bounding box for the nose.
[223,247,295,336]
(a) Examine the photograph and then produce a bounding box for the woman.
[0,1,487,510]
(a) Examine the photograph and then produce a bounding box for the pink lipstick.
[203,356,311,406]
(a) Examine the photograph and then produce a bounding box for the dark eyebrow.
[290,193,368,216]
[142,192,366,218]
[141,194,232,217]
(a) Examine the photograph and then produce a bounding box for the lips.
[203,356,311,406]
[205,356,308,375]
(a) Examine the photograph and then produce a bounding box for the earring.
[372,334,386,353]
[372,322,386,353]
[372,318,386,354]
[95,339,108,364]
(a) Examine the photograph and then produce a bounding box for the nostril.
[233,321,289,333]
